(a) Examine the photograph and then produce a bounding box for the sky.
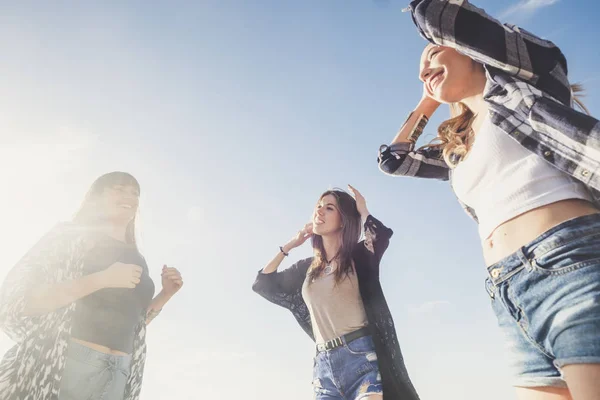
[1,0,599,399]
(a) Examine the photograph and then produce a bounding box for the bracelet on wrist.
[279,246,289,257]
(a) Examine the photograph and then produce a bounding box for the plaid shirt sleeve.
[378,142,450,180]
[407,0,571,104]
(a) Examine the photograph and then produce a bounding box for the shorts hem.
[513,377,567,389]
[355,391,383,400]
[554,356,600,368]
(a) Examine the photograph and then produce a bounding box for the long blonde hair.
[431,84,589,168]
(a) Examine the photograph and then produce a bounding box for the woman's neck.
[321,235,342,263]
[461,76,488,134]
[94,222,128,242]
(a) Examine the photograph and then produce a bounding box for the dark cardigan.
[252,215,420,400]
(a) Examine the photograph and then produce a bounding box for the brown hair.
[73,172,141,246]
[430,84,589,168]
[307,189,361,284]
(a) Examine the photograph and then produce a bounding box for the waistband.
[486,213,600,286]
[67,340,132,370]
[316,327,371,353]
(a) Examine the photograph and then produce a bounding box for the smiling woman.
[378,1,600,399]
[0,171,184,400]
[252,185,420,400]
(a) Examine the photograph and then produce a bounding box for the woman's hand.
[284,222,313,252]
[348,185,369,220]
[421,82,442,108]
[99,262,143,289]
[161,265,183,297]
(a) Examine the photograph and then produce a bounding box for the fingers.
[171,278,183,287]
[162,271,182,279]
[161,267,181,275]
[347,184,357,196]
[303,223,314,234]
[347,184,361,196]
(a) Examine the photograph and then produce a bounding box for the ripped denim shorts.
[313,334,382,400]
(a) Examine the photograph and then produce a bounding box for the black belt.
[316,327,371,352]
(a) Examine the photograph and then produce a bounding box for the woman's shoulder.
[293,257,314,271]
[42,222,101,251]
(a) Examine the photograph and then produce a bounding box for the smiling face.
[312,194,343,237]
[96,183,140,224]
[76,172,141,227]
[419,44,484,104]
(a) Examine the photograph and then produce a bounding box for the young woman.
[378,1,600,399]
[252,185,419,400]
[0,172,184,400]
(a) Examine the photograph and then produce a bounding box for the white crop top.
[451,115,592,240]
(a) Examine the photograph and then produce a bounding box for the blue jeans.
[59,341,132,400]
[313,335,382,399]
[486,213,600,388]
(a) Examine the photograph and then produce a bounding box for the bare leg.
[515,386,572,400]
[561,364,600,400]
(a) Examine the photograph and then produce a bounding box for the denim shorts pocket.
[345,336,375,355]
[532,232,600,275]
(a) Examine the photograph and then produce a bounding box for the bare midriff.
[482,199,599,266]
[70,337,130,356]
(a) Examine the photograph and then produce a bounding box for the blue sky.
[1,1,599,399]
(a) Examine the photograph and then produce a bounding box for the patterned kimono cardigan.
[0,223,148,400]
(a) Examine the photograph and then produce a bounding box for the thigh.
[561,363,600,400]
[515,386,572,400]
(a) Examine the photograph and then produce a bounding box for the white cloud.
[500,0,560,19]
[408,300,451,314]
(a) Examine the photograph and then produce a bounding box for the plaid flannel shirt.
[378,0,600,222]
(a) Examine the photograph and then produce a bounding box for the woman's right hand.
[421,82,442,108]
[98,262,143,289]
[284,222,313,251]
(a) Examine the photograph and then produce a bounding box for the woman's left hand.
[348,184,369,219]
[161,265,183,297]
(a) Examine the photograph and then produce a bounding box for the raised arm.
[252,223,313,305]
[378,96,450,180]
[146,265,184,325]
[348,185,394,262]
[407,0,570,102]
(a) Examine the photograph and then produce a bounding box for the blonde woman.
[378,1,600,399]
[0,172,183,400]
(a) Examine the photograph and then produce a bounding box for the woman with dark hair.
[0,172,183,400]
[378,1,600,398]
[252,185,419,400]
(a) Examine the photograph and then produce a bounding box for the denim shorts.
[312,335,382,400]
[58,341,132,400]
[485,213,600,388]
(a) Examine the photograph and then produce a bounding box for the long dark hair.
[307,189,362,283]
[73,172,141,246]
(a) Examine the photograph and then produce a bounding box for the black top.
[252,215,420,400]
[71,235,155,353]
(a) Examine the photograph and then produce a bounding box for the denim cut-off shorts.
[313,335,382,399]
[59,340,132,400]
[485,213,600,387]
